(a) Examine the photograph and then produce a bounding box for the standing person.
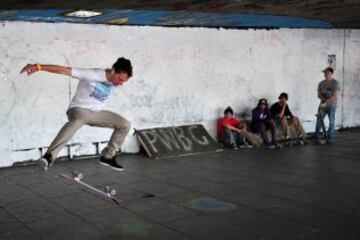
[20,58,133,171]
[217,107,252,149]
[315,67,340,144]
[251,99,277,148]
[270,92,306,141]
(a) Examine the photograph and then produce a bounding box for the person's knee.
[268,120,276,129]
[291,116,298,122]
[120,120,132,132]
[113,118,131,131]
[222,126,232,133]
[279,118,287,127]
[329,112,336,123]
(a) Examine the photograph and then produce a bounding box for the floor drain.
[188,197,236,212]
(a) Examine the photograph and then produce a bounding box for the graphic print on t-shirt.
[90,82,113,101]
[324,87,333,98]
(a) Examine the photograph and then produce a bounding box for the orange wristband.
[36,63,42,71]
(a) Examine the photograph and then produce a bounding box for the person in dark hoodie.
[251,99,277,148]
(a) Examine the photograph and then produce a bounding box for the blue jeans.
[315,105,336,143]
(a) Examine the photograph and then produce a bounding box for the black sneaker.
[38,153,53,171]
[99,156,124,171]
[298,135,305,141]
[297,136,305,145]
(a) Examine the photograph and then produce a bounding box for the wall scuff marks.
[0,22,359,167]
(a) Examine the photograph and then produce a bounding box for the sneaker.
[37,154,53,171]
[266,144,276,149]
[316,139,327,145]
[99,156,124,171]
[239,143,253,149]
[228,143,238,149]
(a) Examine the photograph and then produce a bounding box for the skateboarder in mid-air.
[20,58,133,171]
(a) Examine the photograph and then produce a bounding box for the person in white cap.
[315,67,340,144]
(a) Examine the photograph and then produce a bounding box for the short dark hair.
[112,57,133,77]
[224,106,233,115]
[278,92,288,100]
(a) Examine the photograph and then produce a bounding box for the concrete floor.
[1,129,360,240]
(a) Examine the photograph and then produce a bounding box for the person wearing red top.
[217,106,252,149]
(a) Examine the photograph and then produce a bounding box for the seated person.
[251,99,277,148]
[270,92,305,141]
[217,106,252,149]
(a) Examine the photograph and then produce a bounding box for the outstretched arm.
[20,64,71,76]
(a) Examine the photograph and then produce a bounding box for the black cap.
[322,67,334,73]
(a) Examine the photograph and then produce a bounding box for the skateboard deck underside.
[59,174,121,205]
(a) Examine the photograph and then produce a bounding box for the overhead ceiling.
[0,0,359,28]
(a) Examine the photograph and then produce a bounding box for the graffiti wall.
[0,22,359,166]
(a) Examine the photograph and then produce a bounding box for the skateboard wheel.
[72,171,83,180]
[104,186,116,196]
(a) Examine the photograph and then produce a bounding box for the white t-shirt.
[68,68,114,111]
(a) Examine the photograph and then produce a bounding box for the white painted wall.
[0,22,359,167]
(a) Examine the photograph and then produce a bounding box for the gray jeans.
[220,126,246,146]
[46,107,131,160]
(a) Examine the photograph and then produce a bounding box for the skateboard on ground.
[59,171,121,205]
[277,138,307,148]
